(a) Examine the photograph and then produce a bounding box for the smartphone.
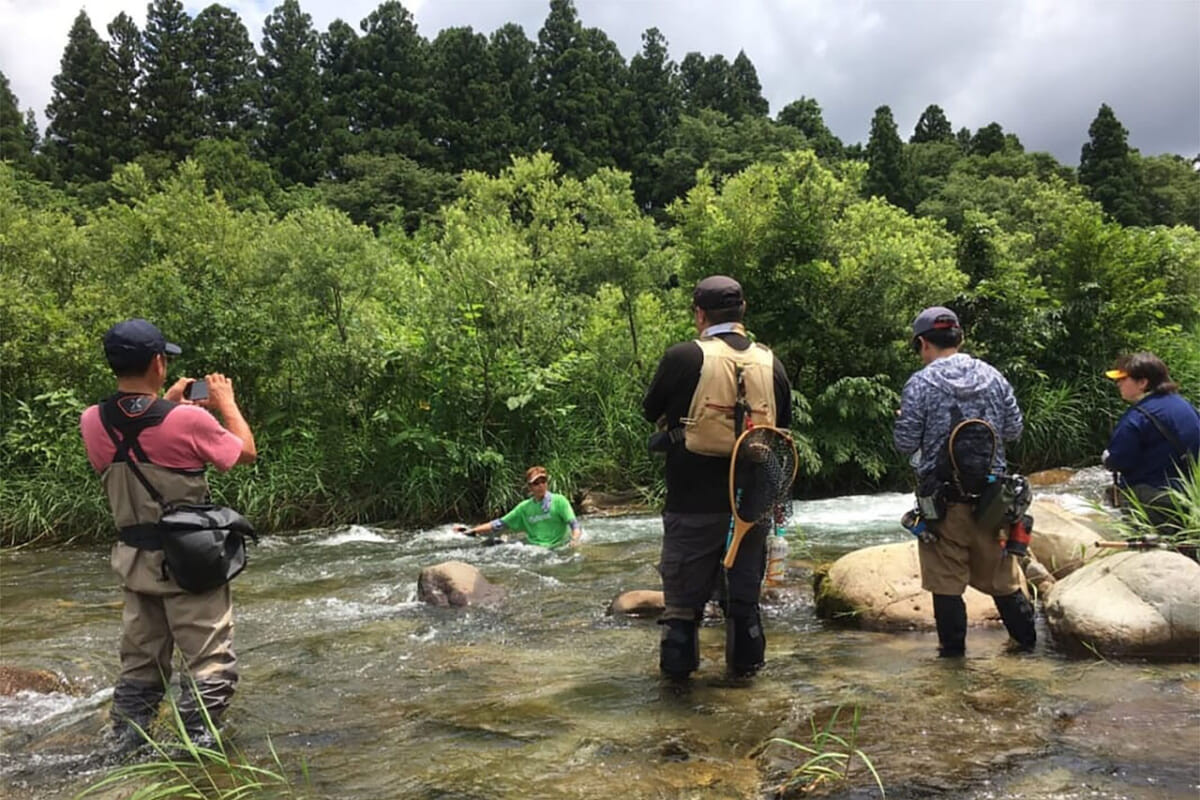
[184,379,209,401]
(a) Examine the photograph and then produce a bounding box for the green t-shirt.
[499,493,578,548]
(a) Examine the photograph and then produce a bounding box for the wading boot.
[994,590,1037,651]
[932,593,967,658]
[659,618,700,679]
[725,613,766,677]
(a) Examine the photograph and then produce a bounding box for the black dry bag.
[158,504,256,594]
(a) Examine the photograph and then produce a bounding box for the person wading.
[455,466,582,547]
[79,319,256,752]
[893,306,1036,657]
[642,275,792,679]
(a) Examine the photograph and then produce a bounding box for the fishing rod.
[1094,537,1198,559]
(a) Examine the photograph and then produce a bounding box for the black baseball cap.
[103,318,182,370]
[911,306,960,338]
[692,275,744,310]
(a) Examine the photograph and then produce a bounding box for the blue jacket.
[1104,392,1200,489]
[894,353,1023,479]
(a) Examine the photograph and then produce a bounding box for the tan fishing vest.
[683,332,777,456]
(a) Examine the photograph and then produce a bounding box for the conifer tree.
[259,0,325,184]
[534,0,623,176]
[352,1,432,160]
[1079,103,1149,227]
[428,26,503,173]
[863,104,907,208]
[0,71,38,173]
[191,4,259,139]
[488,23,538,160]
[44,10,113,181]
[106,13,143,168]
[627,27,681,203]
[777,96,843,159]
[319,18,359,175]
[726,50,768,119]
[969,122,1006,156]
[911,104,953,143]
[140,0,197,158]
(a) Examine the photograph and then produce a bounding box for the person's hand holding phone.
[202,373,237,414]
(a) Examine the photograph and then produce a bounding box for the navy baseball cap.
[103,318,182,370]
[692,275,744,310]
[911,306,960,338]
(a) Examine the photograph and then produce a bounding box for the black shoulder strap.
[1130,403,1187,457]
[98,395,177,510]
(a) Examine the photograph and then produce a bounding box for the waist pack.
[158,503,256,594]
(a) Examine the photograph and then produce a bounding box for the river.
[2,473,1197,799]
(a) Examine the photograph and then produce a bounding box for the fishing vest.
[98,395,212,542]
[683,332,777,457]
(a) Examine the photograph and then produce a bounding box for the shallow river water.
[2,475,1198,799]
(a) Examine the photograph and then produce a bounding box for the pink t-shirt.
[80,402,244,473]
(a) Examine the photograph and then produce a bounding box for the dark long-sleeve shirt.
[642,331,792,513]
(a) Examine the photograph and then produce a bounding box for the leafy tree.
[105,13,143,169]
[1138,153,1200,228]
[0,71,38,173]
[140,0,197,158]
[191,4,259,139]
[652,109,801,208]
[191,138,280,210]
[863,105,907,208]
[969,122,1006,157]
[1079,103,1149,227]
[319,152,456,230]
[776,96,843,159]
[911,104,953,143]
[259,0,325,184]
[726,50,769,119]
[955,125,971,151]
[352,1,433,160]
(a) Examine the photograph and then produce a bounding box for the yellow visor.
[1104,369,1128,380]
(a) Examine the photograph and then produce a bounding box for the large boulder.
[1044,549,1200,660]
[813,541,1008,631]
[1027,498,1112,578]
[417,561,504,607]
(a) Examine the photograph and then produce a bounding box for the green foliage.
[1079,104,1149,227]
[864,105,907,209]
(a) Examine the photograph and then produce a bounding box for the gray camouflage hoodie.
[893,352,1023,478]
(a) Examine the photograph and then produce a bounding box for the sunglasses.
[528,476,548,486]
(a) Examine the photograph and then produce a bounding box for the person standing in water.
[79,319,256,753]
[455,466,582,547]
[893,306,1035,658]
[642,275,792,679]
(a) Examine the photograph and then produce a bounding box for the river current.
[2,471,1197,799]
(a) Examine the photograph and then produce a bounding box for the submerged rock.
[0,665,73,696]
[813,541,1006,631]
[1044,549,1200,660]
[417,561,505,607]
[607,589,665,617]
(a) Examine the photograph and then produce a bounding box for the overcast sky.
[2,0,1197,162]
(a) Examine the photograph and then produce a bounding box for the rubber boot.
[932,593,967,657]
[179,678,235,747]
[725,613,766,677]
[106,679,164,756]
[993,590,1037,651]
[659,619,700,679]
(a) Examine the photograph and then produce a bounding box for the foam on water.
[318,525,392,546]
[794,492,912,529]
[0,687,111,730]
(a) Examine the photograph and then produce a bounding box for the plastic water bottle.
[765,528,789,587]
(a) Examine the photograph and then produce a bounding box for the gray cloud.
[2,0,1196,162]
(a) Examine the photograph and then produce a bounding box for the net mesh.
[732,427,798,526]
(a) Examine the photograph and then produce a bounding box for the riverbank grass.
[75,699,309,800]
